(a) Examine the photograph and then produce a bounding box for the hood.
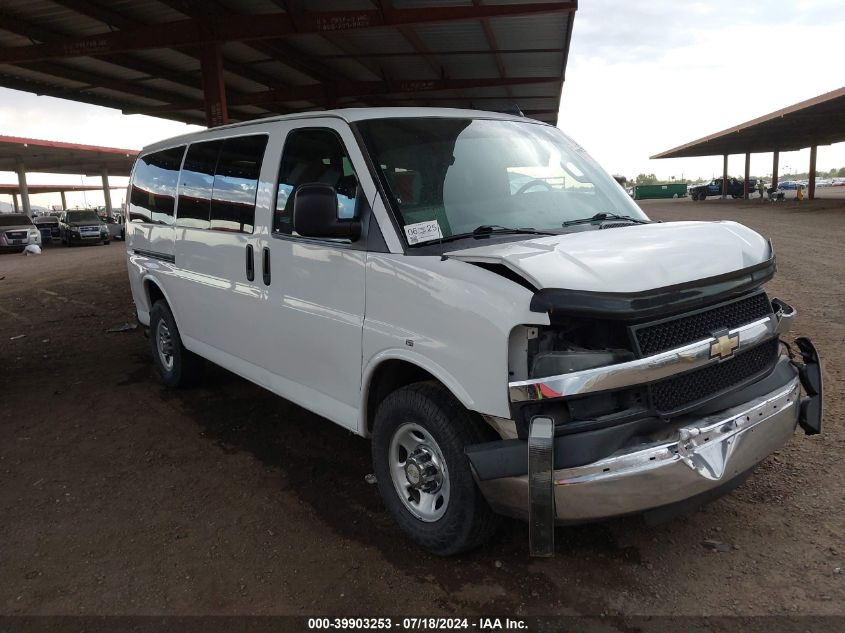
[1,224,36,232]
[447,221,771,293]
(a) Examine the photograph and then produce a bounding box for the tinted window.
[129,146,184,224]
[177,140,222,229]
[210,135,267,233]
[274,129,359,235]
[0,214,32,227]
[66,211,101,223]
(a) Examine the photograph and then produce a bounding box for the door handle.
[262,247,271,286]
[245,244,254,281]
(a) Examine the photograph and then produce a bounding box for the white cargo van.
[126,109,822,556]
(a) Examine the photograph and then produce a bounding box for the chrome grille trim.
[508,307,795,403]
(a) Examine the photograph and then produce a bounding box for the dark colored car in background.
[689,177,758,200]
[33,215,61,243]
[59,210,110,246]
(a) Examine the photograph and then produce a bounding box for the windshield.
[355,118,648,244]
[0,214,33,227]
[66,211,101,223]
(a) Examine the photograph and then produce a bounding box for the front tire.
[372,381,499,556]
[149,300,204,387]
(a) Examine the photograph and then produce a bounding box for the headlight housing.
[530,350,632,379]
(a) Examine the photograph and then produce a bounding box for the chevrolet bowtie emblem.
[710,332,739,360]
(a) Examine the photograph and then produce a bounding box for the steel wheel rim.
[156,320,175,372]
[388,422,450,522]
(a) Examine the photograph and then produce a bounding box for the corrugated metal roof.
[652,86,845,158]
[0,0,577,127]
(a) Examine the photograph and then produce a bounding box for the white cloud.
[559,1,845,180]
[0,91,202,210]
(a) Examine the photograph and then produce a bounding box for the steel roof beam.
[122,76,561,114]
[0,3,577,64]
[49,0,290,95]
[311,47,565,59]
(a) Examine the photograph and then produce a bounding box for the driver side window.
[273,128,359,235]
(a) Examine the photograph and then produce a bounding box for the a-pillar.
[809,145,817,201]
[60,191,67,211]
[744,152,751,200]
[16,159,31,217]
[12,194,19,213]
[722,154,728,198]
[101,168,113,217]
[201,43,228,127]
[772,151,779,189]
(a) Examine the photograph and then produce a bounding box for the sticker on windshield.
[404,220,442,245]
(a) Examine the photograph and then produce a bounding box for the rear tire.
[372,381,499,556]
[149,300,204,388]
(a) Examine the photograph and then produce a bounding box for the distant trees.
[635,173,659,185]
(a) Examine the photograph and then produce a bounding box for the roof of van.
[140,107,552,154]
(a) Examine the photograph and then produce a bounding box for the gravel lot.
[0,196,842,617]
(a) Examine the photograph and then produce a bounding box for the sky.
[1,0,844,210]
[559,0,845,181]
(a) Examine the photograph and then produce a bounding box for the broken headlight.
[530,349,633,379]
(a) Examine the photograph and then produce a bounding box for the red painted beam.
[0,134,137,156]
[124,76,563,114]
[201,43,228,127]
[0,3,577,63]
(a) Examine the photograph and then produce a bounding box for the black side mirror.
[292,183,361,241]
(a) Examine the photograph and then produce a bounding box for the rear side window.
[274,128,359,235]
[210,135,268,233]
[129,146,185,224]
[177,140,222,229]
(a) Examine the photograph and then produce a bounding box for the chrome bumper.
[509,302,795,403]
[479,375,801,523]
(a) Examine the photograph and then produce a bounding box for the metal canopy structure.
[652,87,845,158]
[0,0,577,128]
[0,135,137,176]
[652,87,845,200]
[0,135,136,216]
[0,184,103,194]
[0,183,106,214]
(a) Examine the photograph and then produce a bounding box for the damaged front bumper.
[475,369,804,524]
[467,302,823,554]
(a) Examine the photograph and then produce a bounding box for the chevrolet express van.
[126,109,822,556]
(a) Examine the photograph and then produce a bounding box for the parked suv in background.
[0,213,41,252]
[689,177,757,200]
[60,210,110,245]
[125,108,823,556]
[33,215,61,243]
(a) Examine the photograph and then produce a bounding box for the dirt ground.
[0,197,843,618]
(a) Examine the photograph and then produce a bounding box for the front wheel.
[149,300,204,387]
[372,382,499,556]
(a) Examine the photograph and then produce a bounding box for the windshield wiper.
[562,212,650,227]
[437,225,556,244]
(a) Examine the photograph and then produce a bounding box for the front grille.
[650,339,780,414]
[5,230,27,239]
[634,292,772,356]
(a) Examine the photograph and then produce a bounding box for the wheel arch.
[142,276,185,335]
[360,352,478,437]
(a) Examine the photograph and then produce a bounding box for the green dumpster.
[634,183,688,200]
